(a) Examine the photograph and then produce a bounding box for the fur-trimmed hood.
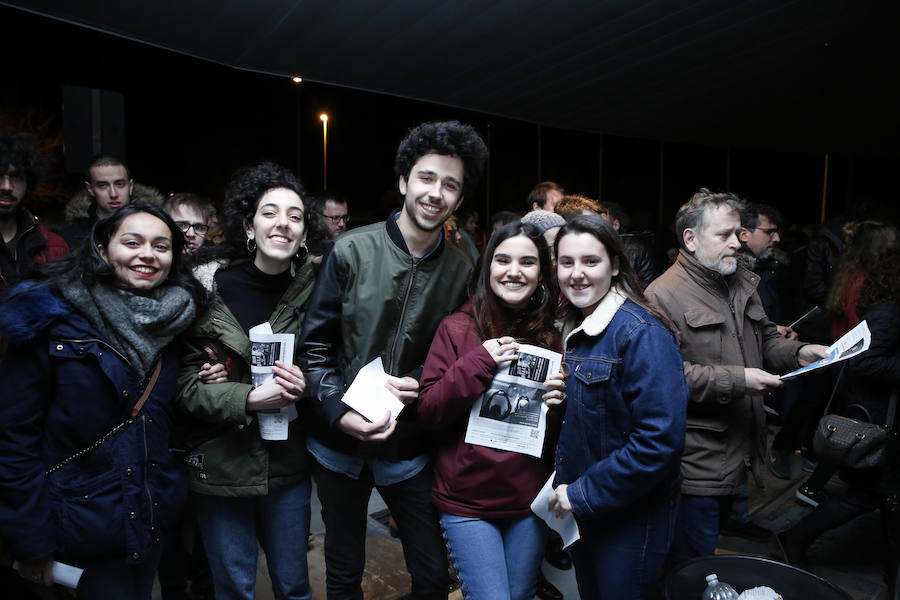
[0,283,71,345]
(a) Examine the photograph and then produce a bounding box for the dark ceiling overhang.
[4,0,898,154]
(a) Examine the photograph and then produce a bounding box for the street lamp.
[320,113,328,190]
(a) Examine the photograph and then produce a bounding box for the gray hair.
[675,188,745,250]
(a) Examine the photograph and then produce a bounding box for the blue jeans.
[76,541,163,600]
[570,497,678,600]
[440,512,547,600]
[668,494,737,569]
[194,480,312,600]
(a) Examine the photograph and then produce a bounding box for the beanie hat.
[521,210,565,235]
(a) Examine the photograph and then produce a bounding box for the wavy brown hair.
[826,221,897,315]
[470,221,561,350]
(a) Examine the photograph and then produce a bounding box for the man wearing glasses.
[739,203,794,337]
[314,193,350,238]
[163,193,210,253]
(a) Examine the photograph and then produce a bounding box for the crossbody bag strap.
[131,359,162,419]
[46,359,162,475]
[822,362,847,416]
[887,391,898,429]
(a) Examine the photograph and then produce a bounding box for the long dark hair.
[470,221,560,350]
[40,200,206,306]
[554,215,676,332]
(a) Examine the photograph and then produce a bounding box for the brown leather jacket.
[646,250,804,495]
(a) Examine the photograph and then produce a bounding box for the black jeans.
[313,462,448,600]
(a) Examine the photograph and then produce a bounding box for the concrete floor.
[152,428,891,599]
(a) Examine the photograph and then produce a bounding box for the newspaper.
[463,344,562,458]
[248,322,298,440]
[530,472,580,549]
[340,357,405,424]
[781,320,871,380]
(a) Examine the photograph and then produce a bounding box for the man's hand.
[245,362,306,411]
[18,555,53,587]
[776,325,798,340]
[385,376,419,405]
[547,484,573,519]
[798,344,829,367]
[337,410,397,441]
[744,367,784,392]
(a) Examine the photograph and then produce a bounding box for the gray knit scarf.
[59,274,196,377]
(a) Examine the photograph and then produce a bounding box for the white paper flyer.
[341,357,406,424]
[463,344,562,458]
[530,472,580,549]
[781,320,871,380]
[248,322,298,440]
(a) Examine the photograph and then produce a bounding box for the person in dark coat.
[777,244,900,595]
[0,201,205,599]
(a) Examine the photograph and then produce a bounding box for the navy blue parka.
[0,284,187,565]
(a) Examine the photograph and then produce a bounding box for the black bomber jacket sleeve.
[299,247,351,428]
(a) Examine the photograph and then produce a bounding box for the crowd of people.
[0,120,897,600]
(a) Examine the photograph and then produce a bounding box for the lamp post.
[320,113,328,191]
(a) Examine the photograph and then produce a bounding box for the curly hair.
[826,220,897,315]
[554,194,604,221]
[0,131,41,190]
[857,245,900,314]
[394,121,488,198]
[469,221,561,350]
[195,162,308,264]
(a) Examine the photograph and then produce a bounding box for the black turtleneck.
[215,261,292,333]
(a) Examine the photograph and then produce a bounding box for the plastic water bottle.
[702,574,739,600]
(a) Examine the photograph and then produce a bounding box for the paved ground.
[152,428,892,599]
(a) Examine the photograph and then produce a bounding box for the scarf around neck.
[59,274,196,377]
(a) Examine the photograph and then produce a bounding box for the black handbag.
[812,364,897,470]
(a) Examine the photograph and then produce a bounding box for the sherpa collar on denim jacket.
[564,285,627,346]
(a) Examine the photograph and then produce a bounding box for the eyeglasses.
[320,214,349,225]
[175,221,209,235]
[754,227,779,236]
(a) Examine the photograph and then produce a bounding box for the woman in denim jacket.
[548,215,688,599]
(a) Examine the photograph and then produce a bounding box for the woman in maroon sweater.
[419,221,564,600]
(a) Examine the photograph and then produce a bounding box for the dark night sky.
[3,6,897,236]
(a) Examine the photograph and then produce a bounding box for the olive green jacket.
[177,259,316,496]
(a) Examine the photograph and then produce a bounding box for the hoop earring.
[530,281,548,306]
[296,244,309,262]
[246,237,257,253]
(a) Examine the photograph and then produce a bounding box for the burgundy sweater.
[418,301,559,518]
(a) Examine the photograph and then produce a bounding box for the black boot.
[536,571,563,600]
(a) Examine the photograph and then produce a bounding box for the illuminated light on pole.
[292,75,303,84]
[320,113,328,190]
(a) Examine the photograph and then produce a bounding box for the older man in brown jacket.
[645,189,827,566]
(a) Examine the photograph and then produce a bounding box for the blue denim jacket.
[555,292,688,520]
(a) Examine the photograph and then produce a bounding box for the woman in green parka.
[177,162,316,600]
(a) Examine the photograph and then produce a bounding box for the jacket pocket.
[683,308,725,365]
[49,469,125,561]
[681,416,729,483]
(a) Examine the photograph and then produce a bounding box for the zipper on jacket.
[141,415,155,533]
[388,257,419,373]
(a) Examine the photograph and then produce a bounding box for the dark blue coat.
[0,284,187,565]
[556,297,688,520]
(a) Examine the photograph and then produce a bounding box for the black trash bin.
[665,555,851,600]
